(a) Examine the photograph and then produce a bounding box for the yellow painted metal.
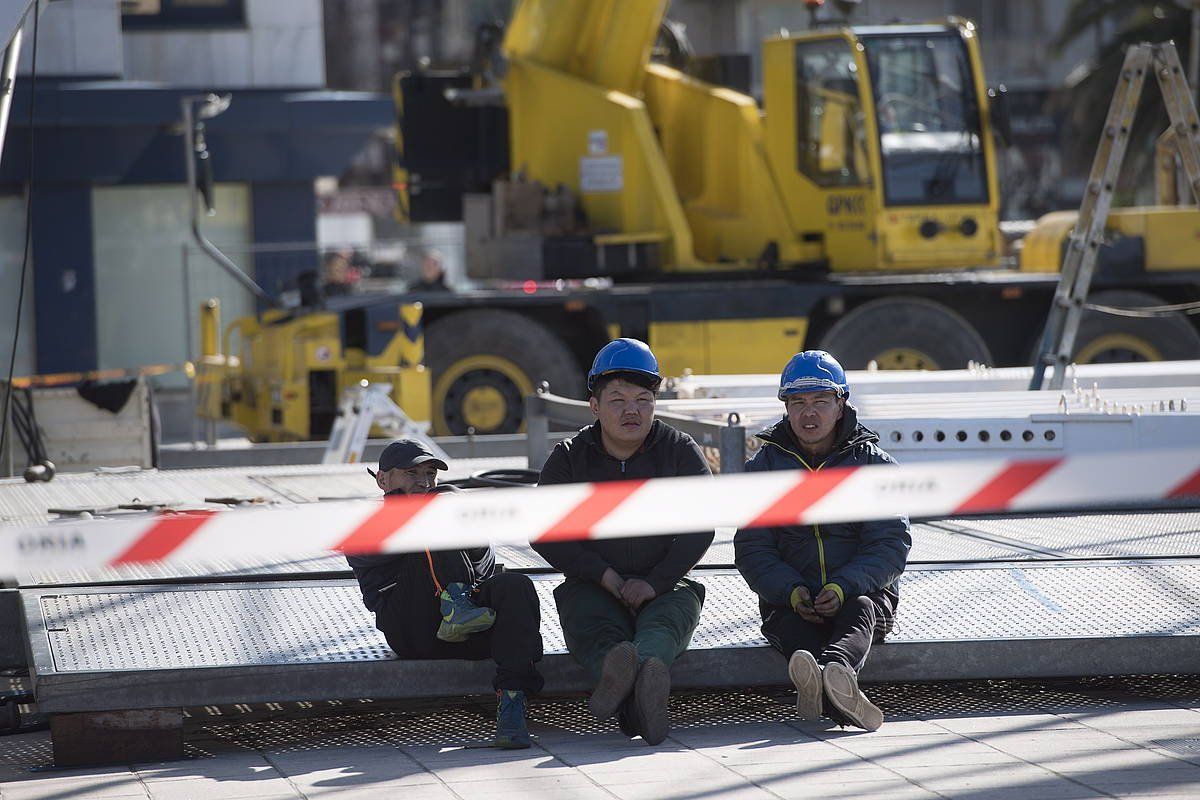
[877,204,999,268]
[503,0,667,96]
[762,22,1002,272]
[503,57,696,269]
[643,63,816,265]
[377,303,425,367]
[199,299,220,357]
[1075,333,1162,363]
[462,385,507,430]
[1108,208,1200,271]
[762,31,879,271]
[872,347,941,371]
[201,300,433,441]
[1023,207,1200,273]
[650,317,808,375]
[431,353,534,435]
[1020,211,1077,272]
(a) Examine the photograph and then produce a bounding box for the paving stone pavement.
[2,679,1199,800]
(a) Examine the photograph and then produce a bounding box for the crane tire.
[426,310,582,436]
[1068,290,1200,364]
[818,296,993,370]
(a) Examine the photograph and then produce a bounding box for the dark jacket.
[734,404,911,615]
[346,485,495,615]
[534,419,714,595]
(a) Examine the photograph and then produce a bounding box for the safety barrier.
[3,447,1198,576]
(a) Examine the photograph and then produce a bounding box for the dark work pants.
[761,589,898,673]
[554,577,705,681]
[374,571,545,694]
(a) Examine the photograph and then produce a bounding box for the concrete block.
[50,708,184,767]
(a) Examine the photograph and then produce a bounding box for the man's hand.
[619,578,657,612]
[600,568,625,600]
[790,585,822,623]
[813,586,842,618]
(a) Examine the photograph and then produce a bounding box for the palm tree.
[1054,1,1196,202]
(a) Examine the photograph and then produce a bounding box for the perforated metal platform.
[22,560,1200,713]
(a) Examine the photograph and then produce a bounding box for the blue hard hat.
[778,350,850,400]
[587,338,661,392]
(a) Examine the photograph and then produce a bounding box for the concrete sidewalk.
[2,679,1199,800]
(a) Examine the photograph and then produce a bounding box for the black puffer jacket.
[734,404,911,614]
[534,419,714,595]
[346,485,495,613]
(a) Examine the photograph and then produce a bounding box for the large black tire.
[1070,290,1200,363]
[818,297,993,370]
[425,310,583,436]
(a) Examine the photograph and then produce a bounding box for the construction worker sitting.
[533,338,714,746]
[734,350,911,731]
[346,439,544,748]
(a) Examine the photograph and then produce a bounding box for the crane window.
[794,40,867,187]
[861,32,988,206]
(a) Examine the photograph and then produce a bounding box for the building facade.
[0,0,391,378]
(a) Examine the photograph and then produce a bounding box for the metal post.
[0,24,21,169]
[1191,2,1200,107]
[718,413,747,474]
[524,391,550,471]
[180,95,269,303]
[183,245,200,448]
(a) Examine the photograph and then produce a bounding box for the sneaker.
[633,657,670,746]
[494,689,531,749]
[822,662,883,731]
[588,641,638,720]
[787,650,823,721]
[437,582,496,643]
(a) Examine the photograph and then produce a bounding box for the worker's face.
[785,390,845,456]
[420,256,443,282]
[590,378,655,449]
[377,464,439,495]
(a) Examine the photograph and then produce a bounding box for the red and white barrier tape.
[3,449,1199,573]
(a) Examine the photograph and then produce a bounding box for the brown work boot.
[588,641,638,720]
[633,657,670,746]
[787,649,823,721]
[822,662,883,731]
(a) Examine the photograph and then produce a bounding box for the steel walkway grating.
[30,560,1200,674]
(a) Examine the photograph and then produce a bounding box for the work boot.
[787,649,823,721]
[437,582,496,643]
[822,662,883,731]
[632,657,670,746]
[588,641,638,720]
[494,689,531,749]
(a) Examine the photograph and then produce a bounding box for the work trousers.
[553,576,705,681]
[761,588,898,673]
[374,571,545,694]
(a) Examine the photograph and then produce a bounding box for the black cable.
[1084,299,1200,318]
[0,2,39,473]
[444,468,541,489]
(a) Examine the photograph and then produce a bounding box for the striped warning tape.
[2,448,1198,574]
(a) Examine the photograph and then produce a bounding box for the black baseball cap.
[377,439,449,472]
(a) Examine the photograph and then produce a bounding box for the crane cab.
[763,21,1003,272]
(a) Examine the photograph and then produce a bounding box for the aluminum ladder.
[1031,42,1200,391]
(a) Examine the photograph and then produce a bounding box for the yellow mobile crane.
[200,0,1200,440]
